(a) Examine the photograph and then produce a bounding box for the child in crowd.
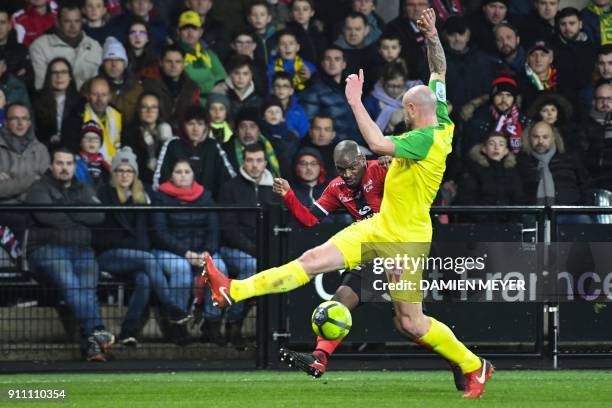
[75,121,110,188]
[211,55,262,117]
[247,1,276,66]
[286,0,327,63]
[82,0,113,45]
[271,72,309,138]
[229,30,268,96]
[261,96,300,170]
[268,30,316,92]
[206,93,233,144]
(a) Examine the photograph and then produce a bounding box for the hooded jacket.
[0,125,49,203]
[217,167,280,256]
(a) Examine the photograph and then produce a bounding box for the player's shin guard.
[230,260,311,302]
[419,317,481,374]
[314,336,342,364]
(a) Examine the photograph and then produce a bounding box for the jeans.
[213,246,258,323]
[29,245,104,337]
[98,249,180,330]
[153,250,229,317]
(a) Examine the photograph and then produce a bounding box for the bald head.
[333,140,362,166]
[529,121,555,154]
[402,85,437,129]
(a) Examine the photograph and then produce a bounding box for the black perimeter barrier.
[1,205,611,369]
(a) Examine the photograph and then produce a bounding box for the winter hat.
[262,96,285,114]
[490,75,518,98]
[481,0,509,7]
[444,16,469,35]
[111,146,139,175]
[206,93,231,112]
[294,146,326,184]
[235,107,261,128]
[81,120,104,143]
[102,36,128,64]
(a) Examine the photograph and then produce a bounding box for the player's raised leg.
[394,302,494,398]
[203,240,346,307]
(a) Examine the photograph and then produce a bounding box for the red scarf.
[79,151,111,172]
[431,0,463,23]
[490,105,523,154]
[158,181,204,202]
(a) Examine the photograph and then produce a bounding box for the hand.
[199,251,211,267]
[345,69,364,107]
[378,156,393,169]
[0,172,11,181]
[461,103,475,121]
[299,64,311,80]
[441,180,458,199]
[272,178,290,196]
[416,8,437,38]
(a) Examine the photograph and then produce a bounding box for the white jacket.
[29,33,102,90]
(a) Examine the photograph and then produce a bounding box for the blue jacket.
[150,189,220,256]
[299,74,361,144]
[286,96,309,139]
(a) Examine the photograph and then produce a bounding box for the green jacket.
[180,41,227,105]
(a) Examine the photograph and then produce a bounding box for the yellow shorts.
[329,215,430,303]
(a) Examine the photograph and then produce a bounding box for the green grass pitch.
[1,370,611,407]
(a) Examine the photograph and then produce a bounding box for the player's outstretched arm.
[417,8,446,82]
[345,69,396,156]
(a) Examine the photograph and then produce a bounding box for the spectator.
[125,18,159,81]
[387,0,430,80]
[82,0,113,46]
[268,29,316,92]
[371,30,405,81]
[25,146,112,361]
[299,46,359,142]
[468,0,514,55]
[526,92,578,150]
[75,121,110,189]
[443,16,495,116]
[151,158,227,345]
[299,114,339,178]
[333,12,379,91]
[247,1,276,67]
[280,146,330,213]
[206,93,233,143]
[32,57,85,147]
[285,0,327,64]
[121,92,173,185]
[110,0,167,52]
[223,108,282,178]
[456,131,524,206]
[0,6,33,84]
[29,1,102,90]
[519,0,559,46]
[596,45,612,85]
[581,0,611,46]
[582,83,612,181]
[517,121,590,219]
[211,55,262,117]
[364,59,422,134]
[553,7,597,119]
[69,77,122,163]
[184,0,231,62]
[260,96,300,176]
[175,10,226,104]
[464,74,531,156]
[96,147,191,346]
[431,0,463,23]
[156,105,233,197]
[98,37,143,122]
[216,143,281,346]
[517,39,576,109]
[270,71,309,138]
[492,22,526,75]
[350,0,385,45]
[227,30,268,95]
[0,52,31,109]
[142,45,200,128]
[267,0,290,30]
[0,102,49,204]
[11,0,57,47]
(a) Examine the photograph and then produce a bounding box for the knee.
[297,248,320,272]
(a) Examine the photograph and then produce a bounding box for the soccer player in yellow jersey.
[203,9,494,398]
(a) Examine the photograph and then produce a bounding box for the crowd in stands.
[0,0,611,360]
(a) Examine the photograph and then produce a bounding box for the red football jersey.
[283,160,387,227]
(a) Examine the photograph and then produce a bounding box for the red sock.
[313,337,342,364]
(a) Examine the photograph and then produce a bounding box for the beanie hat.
[294,146,326,185]
[81,120,104,143]
[206,93,231,112]
[111,146,139,175]
[444,16,469,35]
[481,0,509,7]
[102,36,128,64]
[262,96,285,114]
[235,107,261,128]
[490,75,518,98]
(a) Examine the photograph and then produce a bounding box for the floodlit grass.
[1,370,611,407]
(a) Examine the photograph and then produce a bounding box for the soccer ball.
[311,301,352,341]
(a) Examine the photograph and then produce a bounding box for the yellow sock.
[419,317,482,374]
[230,260,311,302]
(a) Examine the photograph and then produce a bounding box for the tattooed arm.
[417,8,446,82]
